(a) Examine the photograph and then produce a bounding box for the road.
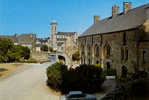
[0,62,60,100]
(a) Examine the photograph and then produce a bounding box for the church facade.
[49,21,78,52]
[78,2,149,76]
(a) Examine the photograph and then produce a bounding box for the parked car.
[60,91,97,100]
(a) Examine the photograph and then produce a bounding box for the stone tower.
[50,21,58,50]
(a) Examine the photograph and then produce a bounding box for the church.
[49,21,78,52]
[78,2,149,76]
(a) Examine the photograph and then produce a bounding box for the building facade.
[78,2,149,76]
[49,21,78,52]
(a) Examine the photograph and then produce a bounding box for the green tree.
[72,51,80,61]
[48,46,53,52]
[21,46,30,59]
[0,38,14,62]
[0,38,30,62]
[40,44,48,51]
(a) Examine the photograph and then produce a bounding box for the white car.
[60,91,97,100]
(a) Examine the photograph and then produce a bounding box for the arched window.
[107,45,111,56]
[81,46,85,56]
[123,32,126,45]
[121,47,124,60]
[95,45,99,57]
[125,48,128,61]
[143,50,146,64]
[87,45,91,56]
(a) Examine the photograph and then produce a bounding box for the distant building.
[49,21,78,52]
[36,38,49,52]
[0,33,36,51]
[78,2,149,76]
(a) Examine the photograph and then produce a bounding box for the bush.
[104,68,117,76]
[72,51,80,61]
[131,71,148,80]
[46,63,105,93]
[40,44,48,51]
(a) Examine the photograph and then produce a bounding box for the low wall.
[31,52,48,61]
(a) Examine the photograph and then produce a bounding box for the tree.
[0,38,14,62]
[21,46,30,59]
[48,46,53,52]
[40,44,48,51]
[72,51,80,61]
[0,38,31,62]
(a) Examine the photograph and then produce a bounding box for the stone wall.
[78,29,140,77]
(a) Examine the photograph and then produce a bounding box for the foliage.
[46,63,105,93]
[0,38,30,62]
[104,68,117,76]
[72,51,80,61]
[48,47,53,52]
[131,70,148,80]
[40,44,48,51]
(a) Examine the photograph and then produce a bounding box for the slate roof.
[17,33,36,45]
[80,4,149,37]
[0,35,18,43]
[56,32,76,35]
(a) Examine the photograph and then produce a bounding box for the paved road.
[0,62,60,100]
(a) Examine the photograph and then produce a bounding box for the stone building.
[49,21,78,52]
[78,2,149,76]
[0,33,36,51]
[36,38,49,52]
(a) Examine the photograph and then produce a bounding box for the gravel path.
[0,62,60,100]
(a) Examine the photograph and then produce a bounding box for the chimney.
[94,15,99,24]
[112,5,119,17]
[123,2,132,14]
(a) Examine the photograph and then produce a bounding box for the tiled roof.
[80,4,149,36]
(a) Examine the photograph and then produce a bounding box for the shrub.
[40,44,48,51]
[104,68,117,76]
[131,70,148,80]
[46,63,105,93]
[72,51,80,61]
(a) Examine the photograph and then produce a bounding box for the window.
[95,46,99,57]
[107,45,111,56]
[88,46,91,56]
[123,32,126,45]
[121,48,124,60]
[121,47,128,61]
[143,50,146,64]
[125,48,128,61]
[88,59,91,64]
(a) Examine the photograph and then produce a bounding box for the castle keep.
[78,2,149,76]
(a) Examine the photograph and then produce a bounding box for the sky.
[0,0,149,38]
